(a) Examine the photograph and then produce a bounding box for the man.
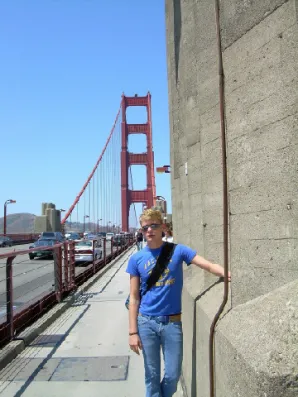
[136,229,144,251]
[126,209,231,397]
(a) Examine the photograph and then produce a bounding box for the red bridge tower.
[121,93,156,232]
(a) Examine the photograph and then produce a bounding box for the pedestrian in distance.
[126,208,231,397]
[162,224,173,243]
[136,229,144,251]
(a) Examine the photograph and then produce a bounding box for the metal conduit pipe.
[209,1,230,397]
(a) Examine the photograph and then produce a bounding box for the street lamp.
[3,199,16,235]
[97,218,102,233]
[83,215,89,233]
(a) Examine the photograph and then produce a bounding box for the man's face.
[140,218,164,243]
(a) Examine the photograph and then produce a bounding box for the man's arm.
[128,275,142,354]
[129,275,140,333]
[191,254,231,281]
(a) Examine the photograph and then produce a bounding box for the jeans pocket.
[171,320,182,328]
[137,315,150,326]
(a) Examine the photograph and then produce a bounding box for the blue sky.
[0,1,171,225]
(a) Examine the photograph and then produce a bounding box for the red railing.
[0,237,134,347]
[0,233,39,245]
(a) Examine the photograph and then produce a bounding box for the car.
[28,239,56,260]
[74,239,102,263]
[84,233,102,247]
[39,232,64,242]
[0,236,13,247]
[97,232,106,238]
[106,232,114,241]
[113,234,126,247]
[65,232,81,241]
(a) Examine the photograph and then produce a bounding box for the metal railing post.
[6,256,15,340]
[93,240,96,275]
[103,238,106,266]
[54,246,63,302]
[69,241,76,289]
[63,242,69,291]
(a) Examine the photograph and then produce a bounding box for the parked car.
[0,236,13,247]
[74,240,102,263]
[28,239,56,260]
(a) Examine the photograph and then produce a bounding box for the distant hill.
[0,213,36,234]
[0,213,135,234]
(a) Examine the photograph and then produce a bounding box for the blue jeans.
[138,314,183,397]
[137,241,143,251]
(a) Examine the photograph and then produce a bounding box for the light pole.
[83,215,89,233]
[59,209,66,234]
[97,218,102,233]
[3,199,16,235]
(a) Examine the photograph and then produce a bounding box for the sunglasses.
[141,223,162,232]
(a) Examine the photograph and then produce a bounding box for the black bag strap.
[142,242,176,296]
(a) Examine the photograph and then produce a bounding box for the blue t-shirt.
[126,243,196,316]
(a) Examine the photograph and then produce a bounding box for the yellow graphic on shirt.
[144,259,175,287]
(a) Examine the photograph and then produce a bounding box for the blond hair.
[139,208,164,225]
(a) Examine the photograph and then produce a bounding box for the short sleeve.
[179,244,197,266]
[126,254,140,276]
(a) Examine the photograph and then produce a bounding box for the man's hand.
[129,334,142,355]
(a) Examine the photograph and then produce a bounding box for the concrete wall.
[166,1,298,396]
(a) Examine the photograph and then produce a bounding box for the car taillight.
[76,250,93,254]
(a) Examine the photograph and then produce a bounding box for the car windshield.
[86,234,97,239]
[42,233,55,238]
[36,240,54,246]
[75,241,92,247]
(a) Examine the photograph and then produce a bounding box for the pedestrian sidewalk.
[0,246,184,397]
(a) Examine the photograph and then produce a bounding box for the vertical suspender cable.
[97,167,99,232]
[88,183,91,232]
[93,176,95,233]
[209,1,230,397]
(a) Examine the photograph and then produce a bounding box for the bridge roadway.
[0,243,112,320]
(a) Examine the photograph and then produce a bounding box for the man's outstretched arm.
[191,254,231,281]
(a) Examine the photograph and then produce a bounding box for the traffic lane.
[0,243,113,289]
[0,250,54,290]
[0,243,32,260]
[0,245,114,317]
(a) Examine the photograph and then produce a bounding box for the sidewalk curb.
[0,245,135,371]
